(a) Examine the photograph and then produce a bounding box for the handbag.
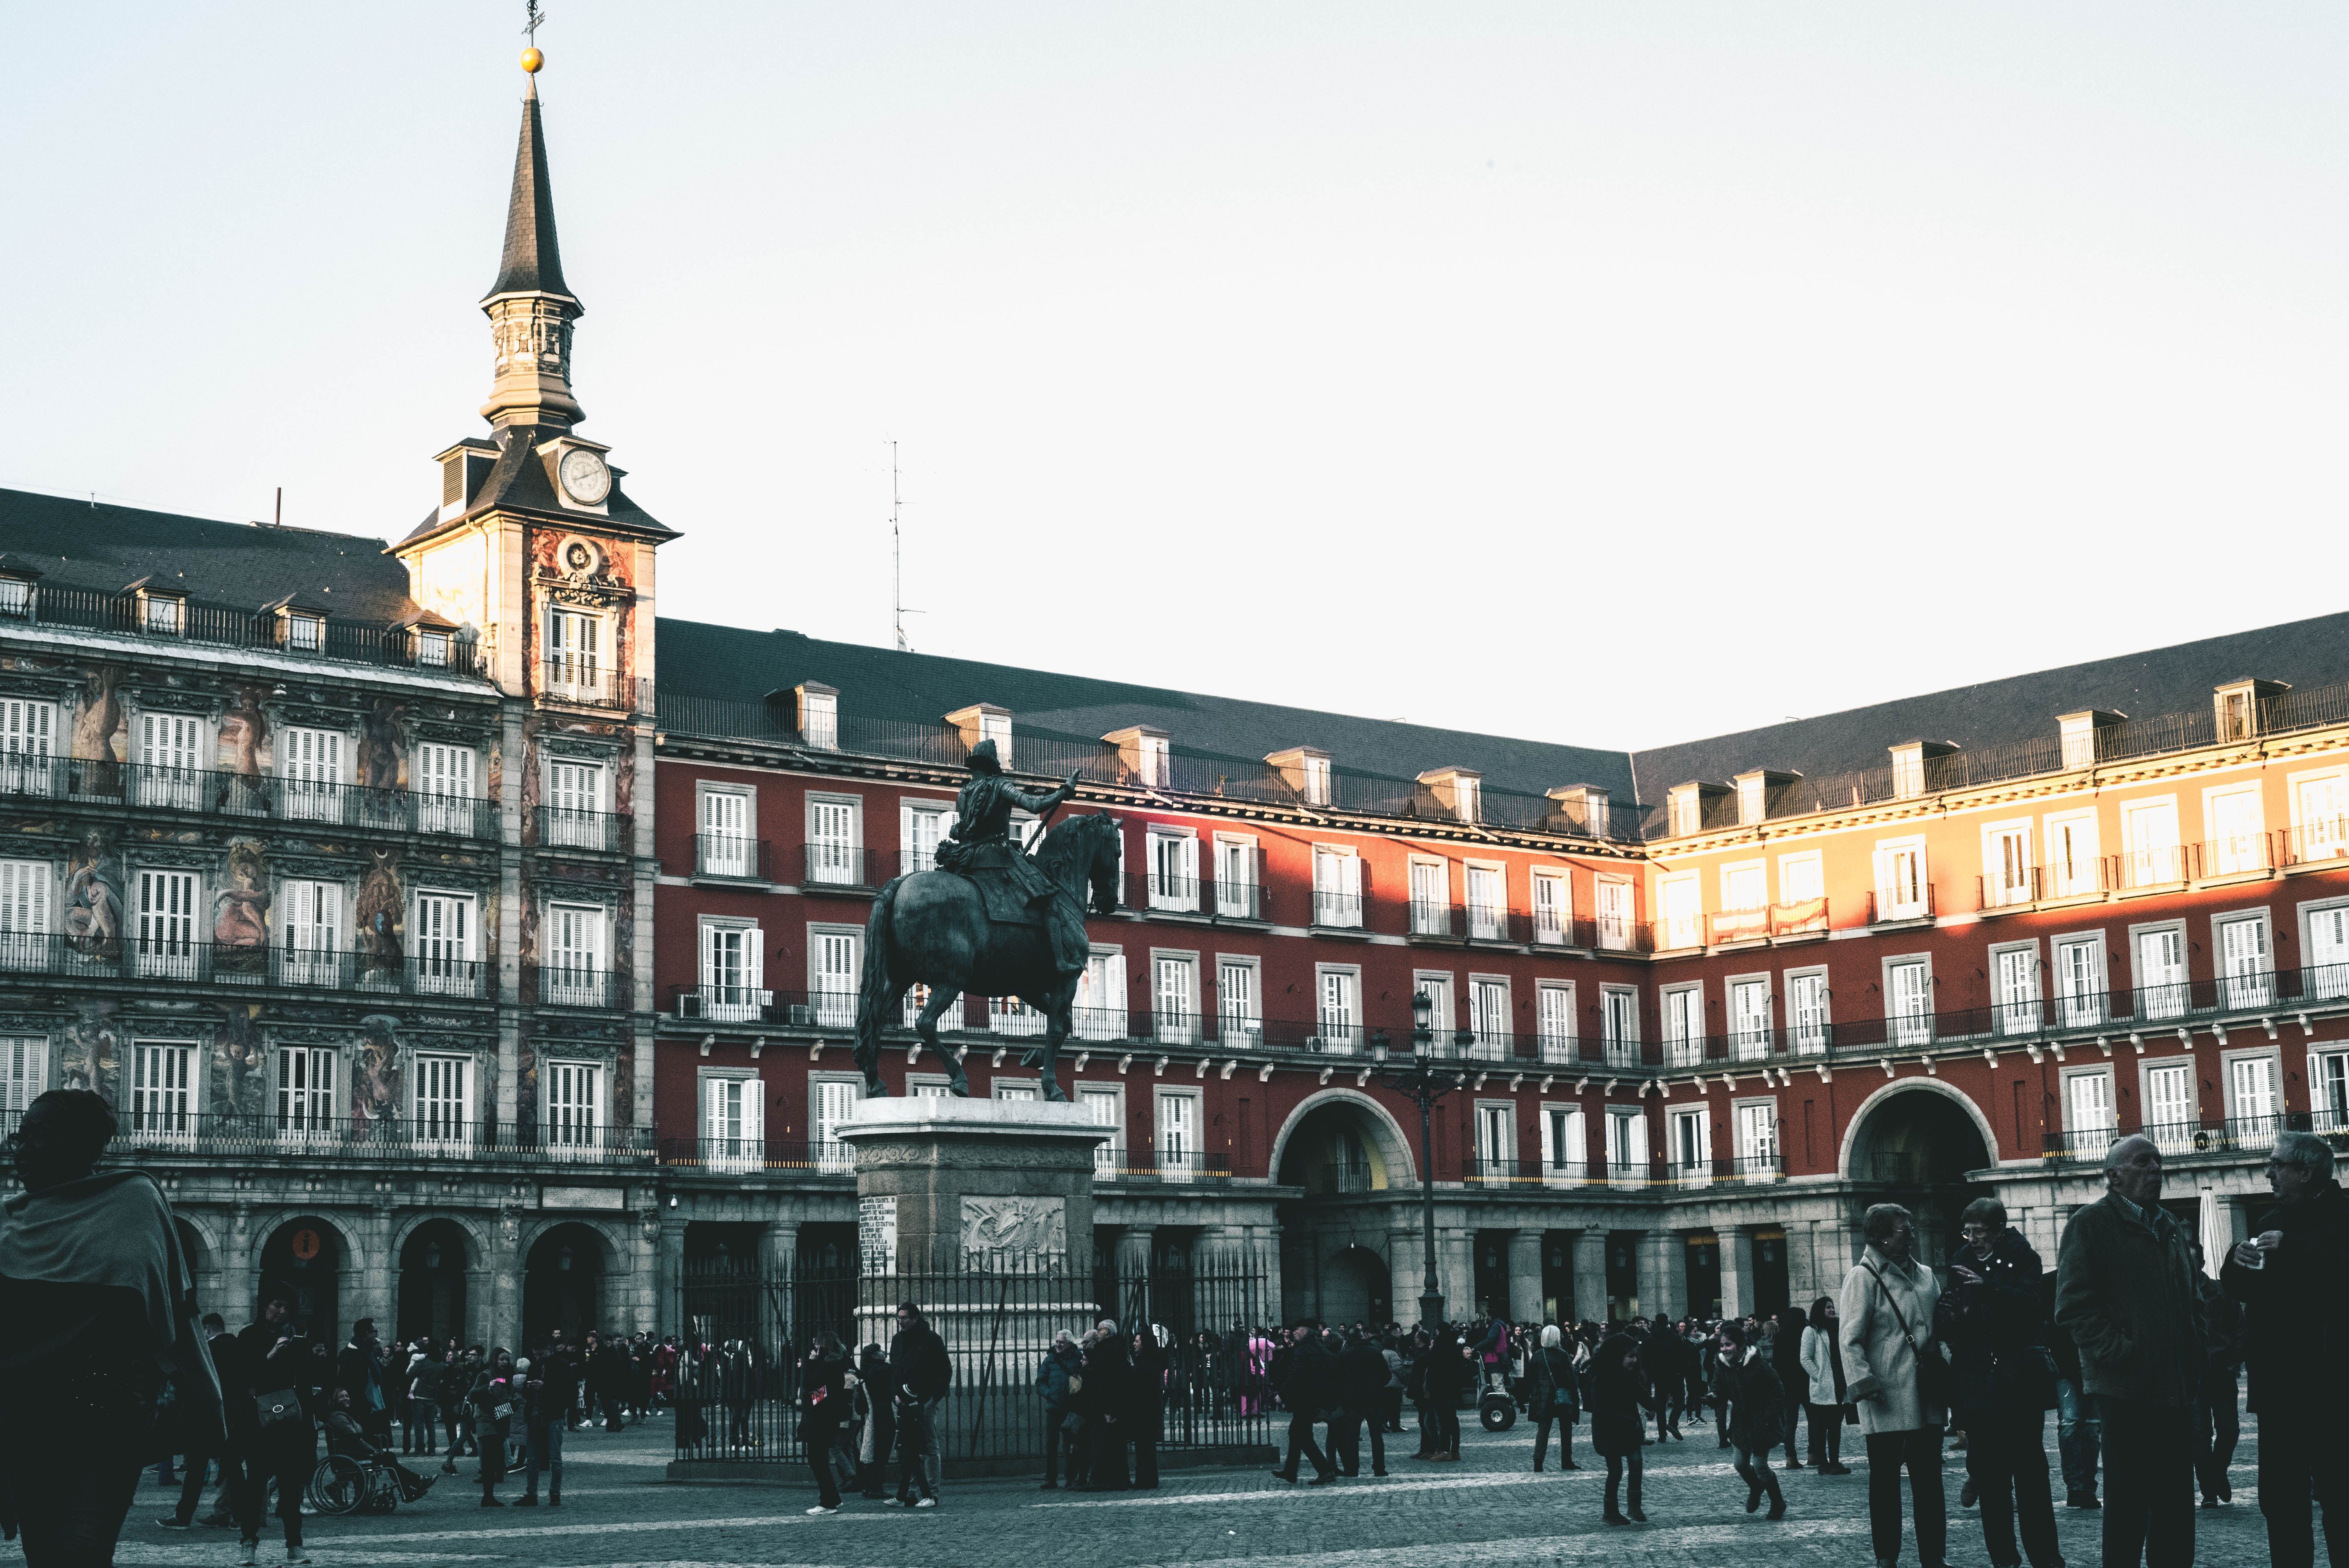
[1862,1258,1955,1409]
[255,1386,305,1430]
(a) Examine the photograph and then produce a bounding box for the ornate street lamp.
[1374,988,1454,1328]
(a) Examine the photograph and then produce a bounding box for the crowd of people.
[0,1085,2337,1568]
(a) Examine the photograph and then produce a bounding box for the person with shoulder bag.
[1529,1323,1581,1472]
[1935,1197,2060,1568]
[1798,1296,1852,1474]
[1840,1202,1952,1568]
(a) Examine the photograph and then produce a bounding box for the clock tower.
[390,45,670,1141]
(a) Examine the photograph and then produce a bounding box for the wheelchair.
[307,1451,429,1515]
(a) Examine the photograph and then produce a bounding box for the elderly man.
[2221,1129,2347,1568]
[2055,1133,2200,1568]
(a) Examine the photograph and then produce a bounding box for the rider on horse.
[932,739,1088,978]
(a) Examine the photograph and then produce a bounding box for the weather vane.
[520,0,546,73]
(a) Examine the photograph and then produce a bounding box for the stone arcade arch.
[522,1220,625,1349]
[396,1218,480,1346]
[1839,1081,1999,1263]
[258,1214,353,1345]
[1270,1089,1417,1194]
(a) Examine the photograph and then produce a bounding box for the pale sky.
[5,4,2347,758]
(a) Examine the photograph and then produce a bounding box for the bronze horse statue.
[853,811,1123,1099]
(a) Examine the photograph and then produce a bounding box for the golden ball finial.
[520,46,544,73]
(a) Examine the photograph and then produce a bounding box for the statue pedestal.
[838,1096,1107,1271]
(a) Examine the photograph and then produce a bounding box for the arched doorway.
[1274,1096,1408,1193]
[1845,1087,1996,1264]
[523,1223,610,1351]
[1315,1244,1390,1328]
[258,1217,345,1345]
[397,1221,472,1346]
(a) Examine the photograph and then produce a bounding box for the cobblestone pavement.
[11,1407,2290,1568]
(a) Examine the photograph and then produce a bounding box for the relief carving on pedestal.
[960,1195,1066,1257]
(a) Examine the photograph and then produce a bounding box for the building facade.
[0,73,667,1351]
[6,62,2349,1342]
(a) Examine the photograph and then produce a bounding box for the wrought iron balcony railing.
[0,755,495,838]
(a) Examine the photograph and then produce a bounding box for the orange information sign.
[291,1228,321,1262]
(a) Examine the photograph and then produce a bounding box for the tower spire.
[479,36,585,430]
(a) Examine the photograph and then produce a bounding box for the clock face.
[558,447,611,504]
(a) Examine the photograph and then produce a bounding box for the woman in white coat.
[1798,1296,1851,1475]
[1839,1203,1951,1568]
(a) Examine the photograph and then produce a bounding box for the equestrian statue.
[853,738,1122,1099]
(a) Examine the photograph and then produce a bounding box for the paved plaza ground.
[19,1406,2287,1568]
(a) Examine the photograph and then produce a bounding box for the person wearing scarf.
[0,1089,221,1565]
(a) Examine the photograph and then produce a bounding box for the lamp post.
[1375,989,1454,1328]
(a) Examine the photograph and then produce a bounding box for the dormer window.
[2057,711,2124,771]
[1418,767,1483,824]
[124,581,187,636]
[417,630,451,668]
[2213,679,2287,743]
[1267,746,1333,807]
[798,683,839,750]
[286,613,324,652]
[1105,726,1171,788]
[1549,784,1610,837]
[1887,741,1959,800]
[946,704,1013,769]
[0,562,39,620]
[1669,788,1700,837]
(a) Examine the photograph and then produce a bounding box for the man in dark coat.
[887,1301,952,1506]
[1035,1330,1082,1490]
[2055,1133,2200,1568]
[2221,1129,2349,1568]
[338,1317,392,1447]
[233,1283,319,1562]
[1331,1327,1390,1477]
[1938,1197,2060,1568]
[1269,1323,1337,1484]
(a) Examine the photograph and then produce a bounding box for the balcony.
[1464,903,1517,944]
[1866,885,1937,925]
[0,582,485,677]
[694,833,768,881]
[0,755,495,838]
[673,982,777,1024]
[1408,900,1460,940]
[0,933,490,998]
[1707,898,1832,946]
[1309,890,1365,930]
[1210,878,1267,922]
[2046,1114,2303,1165]
[78,1111,651,1166]
[1130,871,1203,917]
[538,658,640,711]
[538,805,626,852]
[801,843,887,893]
[1652,913,1705,953]
[659,1138,854,1176]
[1101,1151,1231,1184]
[531,963,628,1010]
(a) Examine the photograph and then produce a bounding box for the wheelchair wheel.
[309,1454,370,1516]
[1478,1393,1517,1433]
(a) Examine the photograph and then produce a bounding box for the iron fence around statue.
[673,1252,1271,1467]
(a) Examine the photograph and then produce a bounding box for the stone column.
[486,1207,523,1350]
[1439,1228,1476,1320]
[1572,1229,1609,1324]
[1635,1229,1679,1322]
[658,1214,688,1337]
[360,1202,396,1338]
[1505,1230,1544,1323]
[1390,1229,1431,1326]
[1718,1226,1750,1320]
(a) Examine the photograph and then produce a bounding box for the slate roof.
[486,83,573,303]
[0,488,419,624]
[1625,610,2349,793]
[655,619,1641,800]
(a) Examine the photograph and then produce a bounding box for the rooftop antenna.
[890,440,921,652]
[274,486,282,527]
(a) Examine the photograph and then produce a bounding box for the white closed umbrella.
[2198,1187,2228,1278]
